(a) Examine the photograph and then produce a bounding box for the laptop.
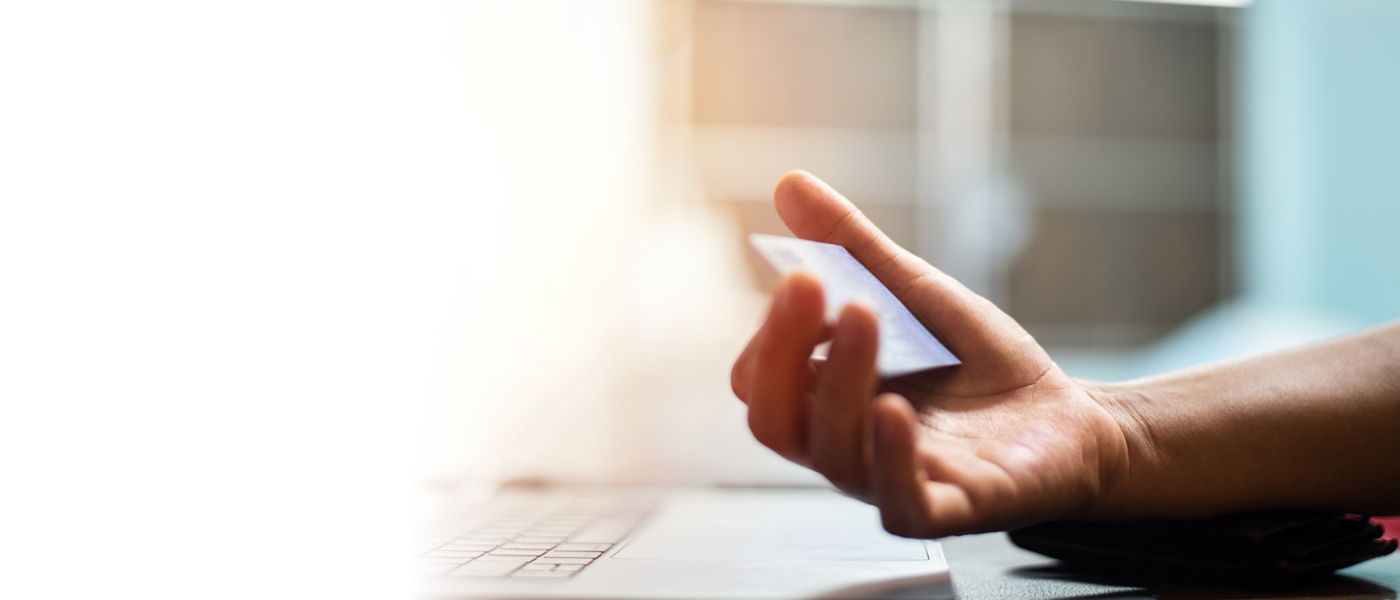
[416,484,952,599]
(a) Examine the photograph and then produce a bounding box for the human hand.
[731,172,1131,538]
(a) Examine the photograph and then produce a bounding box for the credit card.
[749,233,960,377]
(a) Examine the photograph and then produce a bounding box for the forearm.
[1087,321,1400,519]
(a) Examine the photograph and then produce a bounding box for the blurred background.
[436,0,1400,490]
[2,1,1397,598]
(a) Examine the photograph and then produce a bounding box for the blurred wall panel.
[1011,210,1220,344]
[1012,137,1217,212]
[692,127,917,206]
[1239,0,1400,326]
[692,0,917,128]
[1006,2,1228,346]
[1011,11,1219,139]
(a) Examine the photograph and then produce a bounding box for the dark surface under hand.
[943,532,1400,600]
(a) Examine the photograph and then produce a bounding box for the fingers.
[870,394,934,536]
[743,272,828,461]
[730,274,817,405]
[869,395,1010,538]
[809,303,880,494]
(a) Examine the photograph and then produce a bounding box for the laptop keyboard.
[416,489,656,580]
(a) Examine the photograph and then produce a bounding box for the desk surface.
[942,532,1400,600]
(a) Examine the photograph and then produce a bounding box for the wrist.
[1076,379,1157,521]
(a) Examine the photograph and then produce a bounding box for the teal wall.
[1055,0,1400,381]
[1239,0,1400,325]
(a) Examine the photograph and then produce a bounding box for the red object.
[1373,517,1400,542]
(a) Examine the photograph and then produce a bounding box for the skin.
[731,171,1400,538]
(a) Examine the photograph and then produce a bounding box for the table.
[941,532,1400,600]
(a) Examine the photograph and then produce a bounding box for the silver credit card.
[749,234,960,377]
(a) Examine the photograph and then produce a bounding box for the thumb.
[774,171,1049,389]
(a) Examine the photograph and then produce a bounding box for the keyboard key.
[555,543,610,552]
[554,564,584,572]
[442,543,497,552]
[476,554,534,562]
[532,557,590,565]
[452,558,529,578]
[541,551,602,559]
[512,570,572,578]
[488,549,546,557]
[500,542,554,550]
[513,536,566,543]
[518,563,554,571]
